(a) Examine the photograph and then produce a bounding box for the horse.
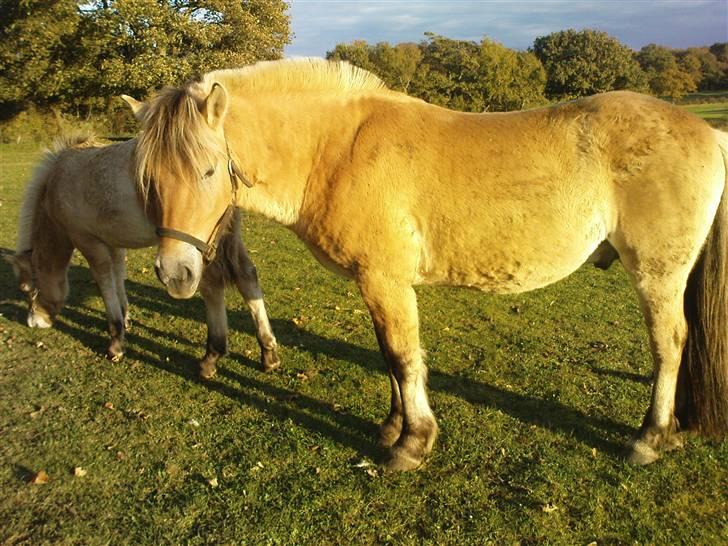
[125,58,728,471]
[6,134,280,377]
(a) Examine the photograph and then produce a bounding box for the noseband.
[155,138,253,264]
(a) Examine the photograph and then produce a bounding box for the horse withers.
[7,134,280,377]
[128,59,727,471]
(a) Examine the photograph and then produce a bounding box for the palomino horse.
[7,134,280,376]
[127,59,727,471]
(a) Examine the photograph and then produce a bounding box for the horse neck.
[227,93,369,227]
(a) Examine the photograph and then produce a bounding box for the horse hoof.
[626,439,660,465]
[199,361,217,380]
[383,447,424,472]
[27,314,52,329]
[107,350,124,362]
[261,349,281,372]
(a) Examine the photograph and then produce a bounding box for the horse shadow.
[1,256,636,462]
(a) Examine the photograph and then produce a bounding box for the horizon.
[285,0,728,57]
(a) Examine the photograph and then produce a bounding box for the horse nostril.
[155,265,168,285]
[181,265,193,283]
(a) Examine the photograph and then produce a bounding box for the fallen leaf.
[591,447,597,458]
[73,466,87,477]
[103,402,114,410]
[116,451,126,461]
[366,468,379,478]
[187,419,200,427]
[207,477,219,488]
[30,470,49,484]
[542,503,558,513]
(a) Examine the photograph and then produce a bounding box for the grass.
[683,102,728,120]
[1,120,727,544]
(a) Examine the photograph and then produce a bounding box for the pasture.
[0,131,726,545]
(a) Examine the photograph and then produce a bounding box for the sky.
[284,0,728,57]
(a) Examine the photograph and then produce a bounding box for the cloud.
[285,0,728,57]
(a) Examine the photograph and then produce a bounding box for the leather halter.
[155,138,253,264]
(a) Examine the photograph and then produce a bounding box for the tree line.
[1,2,726,124]
[328,31,728,113]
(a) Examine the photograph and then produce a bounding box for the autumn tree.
[532,29,647,100]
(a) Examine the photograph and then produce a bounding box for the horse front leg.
[358,273,438,471]
[77,241,126,361]
[198,266,228,380]
[110,248,130,329]
[231,241,280,372]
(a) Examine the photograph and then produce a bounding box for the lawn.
[1,123,727,544]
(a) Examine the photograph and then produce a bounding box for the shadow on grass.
[2,259,634,461]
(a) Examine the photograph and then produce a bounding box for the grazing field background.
[1,104,727,544]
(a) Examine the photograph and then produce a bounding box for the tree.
[0,0,82,112]
[0,0,291,116]
[532,29,647,100]
[477,38,546,111]
[637,44,697,100]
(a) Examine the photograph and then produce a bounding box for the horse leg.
[111,248,130,329]
[231,244,280,372]
[198,266,228,380]
[625,273,690,464]
[76,240,126,361]
[358,274,437,471]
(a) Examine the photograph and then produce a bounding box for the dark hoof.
[383,446,425,472]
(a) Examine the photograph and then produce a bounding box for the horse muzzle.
[154,250,202,299]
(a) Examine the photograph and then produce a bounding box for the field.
[1,116,727,544]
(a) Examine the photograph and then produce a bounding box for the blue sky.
[284,0,728,57]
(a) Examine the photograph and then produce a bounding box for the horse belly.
[419,209,610,294]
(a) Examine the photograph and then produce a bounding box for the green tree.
[477,38,546,111]
[637,43,697,100]
[0,0,82,112]
[532,29,647,100]
[0,0,291,116]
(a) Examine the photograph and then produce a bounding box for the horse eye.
[203,167,215,179]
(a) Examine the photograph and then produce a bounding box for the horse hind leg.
[358,274,437,471]
[627,272,692,464]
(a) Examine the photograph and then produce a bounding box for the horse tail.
[14,132,100,254]
[675,129,728,437]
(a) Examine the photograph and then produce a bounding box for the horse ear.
[203,83,228,129]
[121,95,147,121]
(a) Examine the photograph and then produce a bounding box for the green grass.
[1,132,727,544]
[684,101,728,120]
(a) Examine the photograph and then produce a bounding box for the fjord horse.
[127,59,727,471]
[8,134,280,376]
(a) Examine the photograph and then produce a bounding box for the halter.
[155,137,254,264]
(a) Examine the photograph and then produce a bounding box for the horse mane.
[134,59,386,203]
[16,133,102,254]
[201,57,385,96]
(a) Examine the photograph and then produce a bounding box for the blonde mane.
[134,59,386,202]
[16,133,101,254]
[200,58,386,96]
